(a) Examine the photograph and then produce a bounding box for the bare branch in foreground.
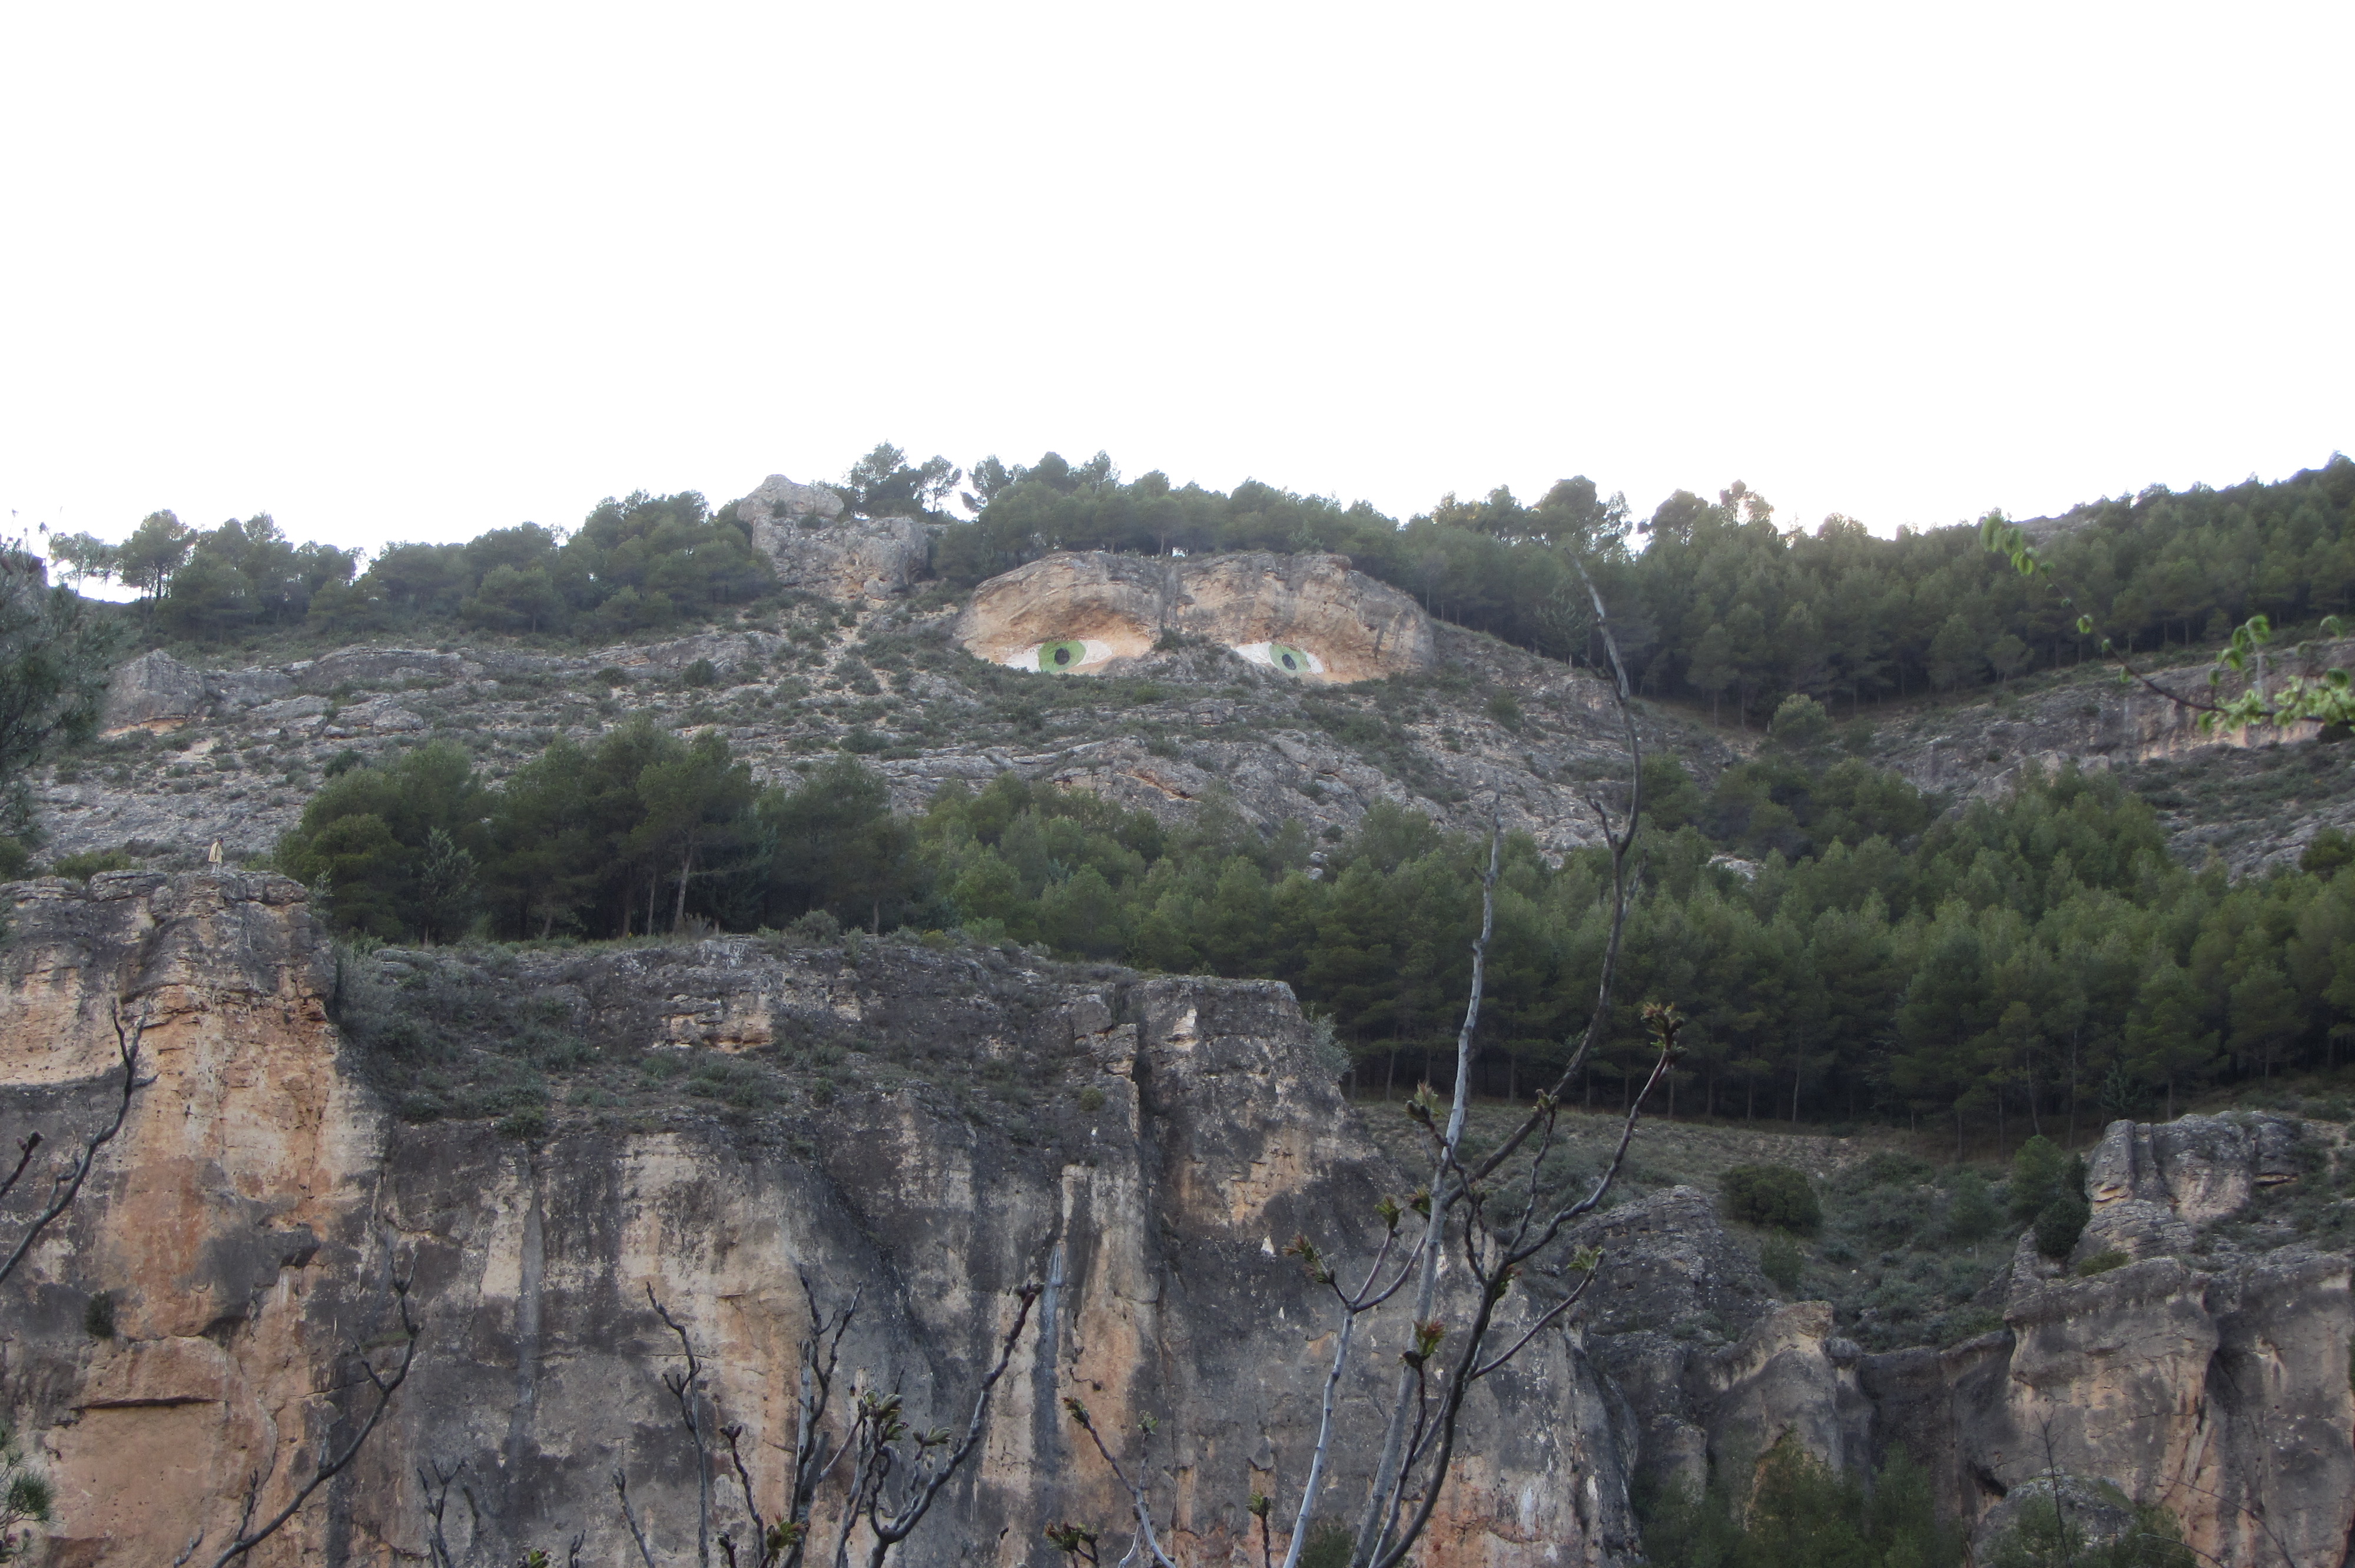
[1070,565,1673,1568]
[207,1270,423,1566]
[0,1001,153,1289]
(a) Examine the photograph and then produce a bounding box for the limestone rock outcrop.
[1562,1185,1779,1494]
[0,874,1636,1567]
[734,474,929,601]
[102,648,293,731]
[953,553,1434,683]
[1696,1302,1873,1484]
[9,876,2351,1566]
[736,473,846,526]
[1983,1250,2354,1568]
[2087,1112,2304,1223]
[1862,1113,2355,1568]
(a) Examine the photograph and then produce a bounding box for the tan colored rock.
[1698,1301,1872,1481]
[953,552,1434,682]
[0,875,1637,1567]
[1986,1252,2355,1568]
[2,872,374,1566]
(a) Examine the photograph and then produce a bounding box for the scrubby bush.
[1944,1170,2002,1242]
[1296,1522,1352,1568]
[1640,1439,1960,1568]
[1722,1164,1822,1234]
[2011,1135,2068,1223]
[687,1055,775,1110]
[1857,1151,1933,1188]
[495,1105,548,1140]
[0,1417,54,1554]
[1985,1492,2194,1568]
[49,848,132,880]
[2035,1159,2091,1259]
[790,908,843,945]
[682,657,718,688]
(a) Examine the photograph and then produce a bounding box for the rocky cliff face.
[8,876,2350,1565]
[0,874,1637,1566]
[1852,1111,2355,1568]
[1859,640,2355,873]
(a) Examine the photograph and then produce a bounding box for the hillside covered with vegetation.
[21,447,2355,1152]
[46,446,2355,729]
[269,690,2355,1150]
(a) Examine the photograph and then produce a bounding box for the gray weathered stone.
[2086,1112,2304,1224]
[101,649,208,729]
[1972,1475,2143,1562]
[733,474,928,601]
[736,472,846,524]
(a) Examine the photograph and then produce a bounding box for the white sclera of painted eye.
[1001,639,1116,673]
[1233,642,1324,675]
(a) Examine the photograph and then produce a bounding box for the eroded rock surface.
[1858,1112,2355,1567]
[734,474,930,601]
[954,553,1434,683]
[6,877,2354,1565]
[0,875,1639,1566]
[102,648,293,732]
[41,610,1687,869]
[1985,1251,2354,1568]
[2087,1112,2304,1224]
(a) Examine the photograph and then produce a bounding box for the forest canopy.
[49,490,776,646]
[48,450,2355,726]
[940,452,2355,725]
[279,704,2355,1149]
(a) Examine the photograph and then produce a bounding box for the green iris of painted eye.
[1039,640,1087,672]
[1269,643,1309,673]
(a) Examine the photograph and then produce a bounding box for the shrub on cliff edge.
[1722,1164,1822,1234]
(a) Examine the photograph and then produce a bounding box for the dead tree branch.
[204,1269,423,1566]
[1073,563,1671,1568]
[0,1000,152,1288]
[844,1281,1042,1568]
[616,1274,1037,1568]
[648,1285,717,1568]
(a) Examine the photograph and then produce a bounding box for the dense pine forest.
[272,699,2355,1150]
[941,450,2355,722]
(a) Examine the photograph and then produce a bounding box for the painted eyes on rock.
[1001,639,1114,673]
[1233,642,1324,676]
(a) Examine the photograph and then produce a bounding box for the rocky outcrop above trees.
[45,591,1691,869]
[734,473,932,601]
[953,552,1435,682]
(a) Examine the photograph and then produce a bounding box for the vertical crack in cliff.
[503,1155,548,1480]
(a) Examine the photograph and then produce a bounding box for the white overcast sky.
[2,2,2349,562]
